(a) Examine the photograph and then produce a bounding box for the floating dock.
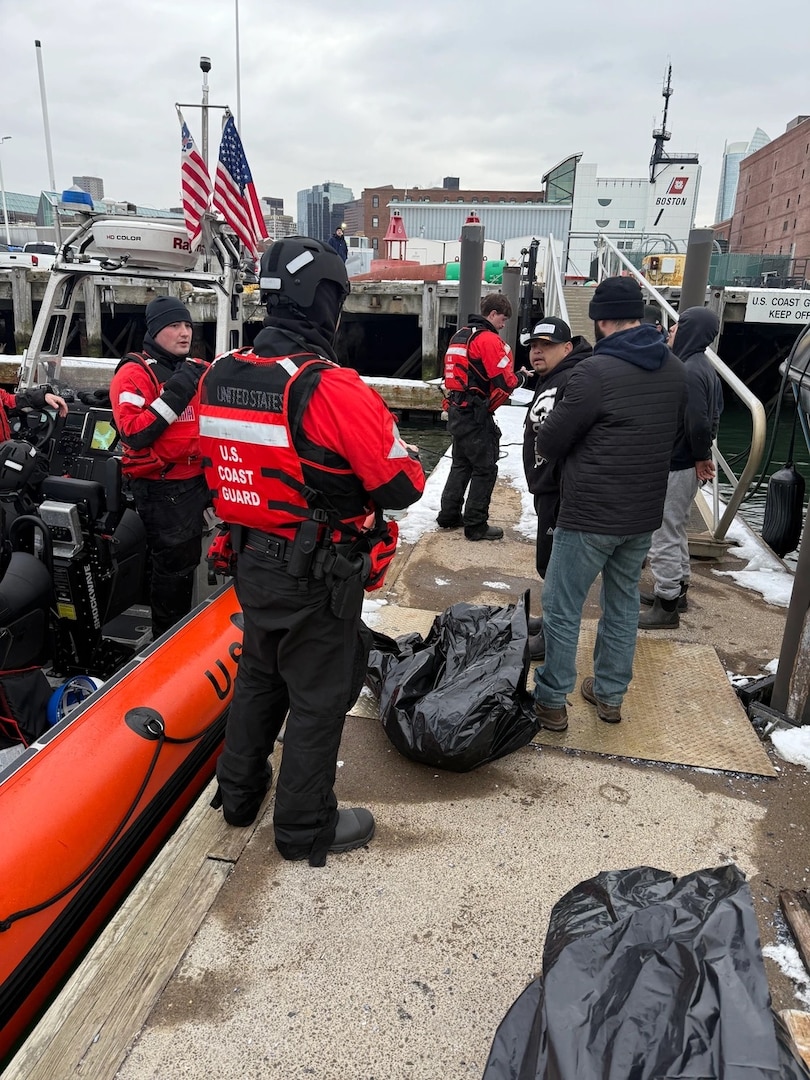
[5,407,809,1079]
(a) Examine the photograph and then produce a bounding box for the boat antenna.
[650,62,672,183]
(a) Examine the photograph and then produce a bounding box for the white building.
[565,159,702,279]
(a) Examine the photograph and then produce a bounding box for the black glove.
[17,385,52,410]
[161,361,205,416]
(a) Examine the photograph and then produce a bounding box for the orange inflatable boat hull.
[0,583,243,1065]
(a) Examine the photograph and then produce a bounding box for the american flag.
[213,115,268,256]
[177,109,212,248]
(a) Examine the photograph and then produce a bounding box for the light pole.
[0,136,11,245]
[200,56,211,167]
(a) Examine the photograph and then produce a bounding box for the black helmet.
[259,236,350,310]
[0,440,41,493]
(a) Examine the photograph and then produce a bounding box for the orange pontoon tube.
[0,583,242,1065]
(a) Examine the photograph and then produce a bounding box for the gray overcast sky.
[1,0,806,228]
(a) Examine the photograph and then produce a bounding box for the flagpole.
[200,55,211,167]
[235,0,242,133]
[34,39,62,245]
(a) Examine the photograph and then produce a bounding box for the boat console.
[0,410,147,687]
[49,404,122,485]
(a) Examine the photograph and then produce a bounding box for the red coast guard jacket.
[198,343,425,540]
[443,315,521,412]
[110,351,206,481]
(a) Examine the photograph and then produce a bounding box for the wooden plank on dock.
[780,889,810,976]
[780,1010,810,1069]
[4,778,268,1080]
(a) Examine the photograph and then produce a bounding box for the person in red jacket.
[109,296,209,639]
[438,293,526,540]
[0,385,68,442]
[198,236,425,866]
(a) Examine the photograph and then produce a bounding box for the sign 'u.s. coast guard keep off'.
[745,289,810,323]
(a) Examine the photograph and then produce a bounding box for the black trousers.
[128,474,208,638]
[439,404,500,529]
[219,546,369,866]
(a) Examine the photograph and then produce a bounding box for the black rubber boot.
[638,596,680,629]
[465,525,504,541]
[329,807,375,853]
[640,580,689,611]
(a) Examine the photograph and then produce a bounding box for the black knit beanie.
[588,277,644,322]
[145,295,192,337]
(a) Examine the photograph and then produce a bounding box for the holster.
[325,546,370,619]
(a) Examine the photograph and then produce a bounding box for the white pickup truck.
[0,242,58,269]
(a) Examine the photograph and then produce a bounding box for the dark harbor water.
[399,394,810,570]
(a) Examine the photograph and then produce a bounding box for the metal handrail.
[543,234,570,326]
[547,234,766,542]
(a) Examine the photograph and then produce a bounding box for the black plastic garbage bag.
[483,864,810,1080]
[366,595,539,772]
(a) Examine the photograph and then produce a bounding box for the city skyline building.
[72,175,105,201]
[296,181,354,242]
[713,129,771,225]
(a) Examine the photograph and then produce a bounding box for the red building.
[728,116,810,259]
[345,182,545,254]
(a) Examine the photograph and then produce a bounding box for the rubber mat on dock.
[356,609,776,778]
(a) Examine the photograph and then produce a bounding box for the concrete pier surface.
[7,409,810,1080]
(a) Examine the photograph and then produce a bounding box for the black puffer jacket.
[522,336,592,496]
[535,323,687,534]
[669,307,723,471]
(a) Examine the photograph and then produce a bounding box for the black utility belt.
[448,391,487,407]
[240,527,292,563]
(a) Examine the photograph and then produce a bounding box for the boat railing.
[16,212,247,392]
[584,234,767,543]
[542,235,570,328]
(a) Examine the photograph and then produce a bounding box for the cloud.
[2,0,807,227]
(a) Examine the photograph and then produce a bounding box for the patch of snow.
[362,597,388,626]
[762,943,810,1007]
[435,577,451,586]
[770,726,810,771]
[482,581,510,590]
[702,490,794,607]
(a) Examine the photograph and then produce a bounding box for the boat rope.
[0,718,220,932]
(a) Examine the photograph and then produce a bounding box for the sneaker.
[533,699,568,731]
[528,629,546,661]
[437,515,464,529]
[329,807,375,853]
[465,525,504,541]
[580,677,622,724]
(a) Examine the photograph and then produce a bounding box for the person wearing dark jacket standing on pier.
[438,294,527,541]
[198,237,425,866]
[521,315,592,659]
[639,306,723,628]
[327,226,348,262]
[531,277,686,732]
[110,296,209,639]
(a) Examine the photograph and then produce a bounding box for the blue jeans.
[533,528,652,708]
